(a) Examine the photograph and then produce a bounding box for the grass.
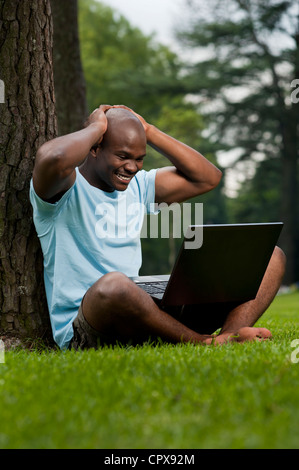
[1,291,299,449]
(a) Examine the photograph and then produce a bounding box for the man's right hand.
[33,104,114,202]
[86,104,113,147]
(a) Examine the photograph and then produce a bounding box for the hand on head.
[86,104,149,143]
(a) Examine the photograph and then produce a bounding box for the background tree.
[51,0,88,135]
[0,0,57,339]
[78,0,184,119]
[178,0,299,284]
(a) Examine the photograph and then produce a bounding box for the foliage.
[177,0,299,281]
[1,291,299,449]
[78,0,183,118]
[178,0,298,166]
[227,156,282,223]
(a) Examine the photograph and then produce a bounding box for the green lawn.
[1,291,299,449]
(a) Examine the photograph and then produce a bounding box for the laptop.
[132,222,283,306]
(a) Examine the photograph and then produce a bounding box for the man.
[30,104,286,350]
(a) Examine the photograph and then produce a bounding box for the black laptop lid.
[162,223,283,306]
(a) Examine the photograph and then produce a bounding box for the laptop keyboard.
[137,281,168,295]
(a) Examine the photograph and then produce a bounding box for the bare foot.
[234,327,272,342]
[205,327,272,345]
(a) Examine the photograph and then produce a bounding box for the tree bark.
[0,0,57,340]
[51,0,88,135]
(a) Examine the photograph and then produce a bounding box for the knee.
[273,245,286,266]
[272,246,286,276]
[92,272,133,304]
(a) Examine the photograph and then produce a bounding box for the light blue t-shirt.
[29,167,157,349]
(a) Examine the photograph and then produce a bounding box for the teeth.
[116,173,131,181]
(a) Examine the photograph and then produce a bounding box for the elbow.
[35,145,70,180]
[209,167,223,190]
[36,143,59,168]
[36,142,64,164]
[215,167,223,186]
[191,168,222,198]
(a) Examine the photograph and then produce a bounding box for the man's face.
[94,115,146,192]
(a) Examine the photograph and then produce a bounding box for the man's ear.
[90,145,101,158]
[90,134,104,157]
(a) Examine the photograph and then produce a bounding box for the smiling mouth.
[115,171,134,183]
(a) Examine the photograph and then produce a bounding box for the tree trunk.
[0,0,57,341]
[51,0,88,136]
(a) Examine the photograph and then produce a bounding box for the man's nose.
[124,160,138,173]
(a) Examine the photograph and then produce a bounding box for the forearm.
[36,122,103,172]
[33,105,109,200]
[146,125,221,185]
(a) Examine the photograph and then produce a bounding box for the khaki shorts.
[69,302,115,350]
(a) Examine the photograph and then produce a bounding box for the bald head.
[106,107,143,126]
[101,108,146,149]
